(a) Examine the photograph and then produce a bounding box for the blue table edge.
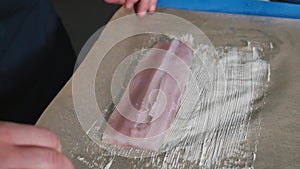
[157,0,300,19]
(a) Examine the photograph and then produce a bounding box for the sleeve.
[0,0,76,124]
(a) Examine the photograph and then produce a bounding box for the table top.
[37,7,300,169]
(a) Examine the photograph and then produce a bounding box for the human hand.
[0,122,74,169]
[104,0,157,17]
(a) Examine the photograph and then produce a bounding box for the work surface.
[37,7,300,169]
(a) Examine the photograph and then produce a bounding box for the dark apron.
[0,0,76,124]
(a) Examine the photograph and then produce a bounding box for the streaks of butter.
[161,43,269,168]
[70,35,270,169]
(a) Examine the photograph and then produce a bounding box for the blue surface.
[157,0,300,19]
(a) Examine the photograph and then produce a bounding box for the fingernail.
[138,11,147,17]
[150,5,156,12]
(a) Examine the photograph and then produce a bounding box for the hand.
[104,0,157,17]
[0,122,74,169]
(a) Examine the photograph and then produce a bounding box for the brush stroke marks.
[70,41,269,169]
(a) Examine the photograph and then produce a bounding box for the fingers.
[0,122,62,152]
[149,0,157,13]
[124,0,138,8]
[136,0,158,17]
[0,122,73,169]
[0,145,74,169]
[104,0,158,17]
[125,0,157,17]
[135,0,149,17]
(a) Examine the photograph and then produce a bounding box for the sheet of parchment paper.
[37,7,300,169]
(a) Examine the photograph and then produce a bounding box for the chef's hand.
[104,0,157,17]
[0,122,74,169]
